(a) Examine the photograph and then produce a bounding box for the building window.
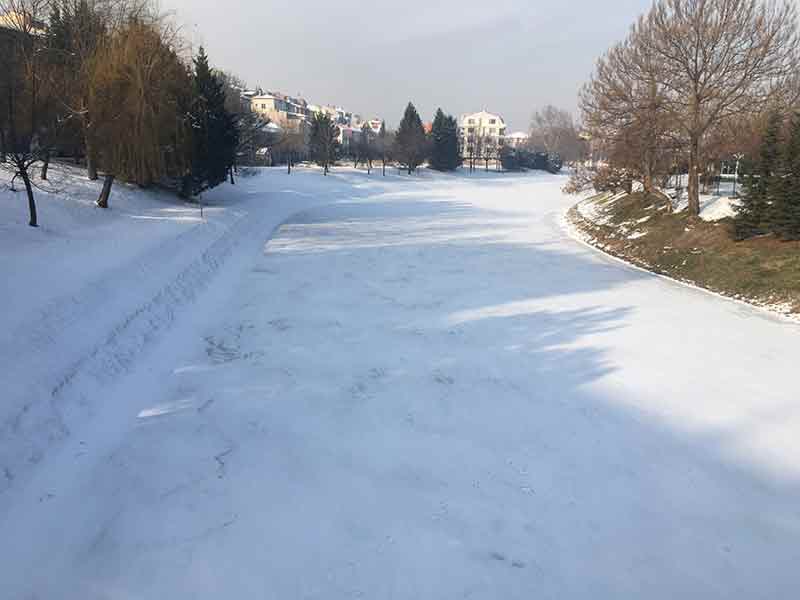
[468,119,474,125]
[490,119,496,125]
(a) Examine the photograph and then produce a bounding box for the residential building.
[249,92,311,133]
[459,111,507,158]
[247,87,383,161]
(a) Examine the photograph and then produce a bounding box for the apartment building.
[459,111,507,158]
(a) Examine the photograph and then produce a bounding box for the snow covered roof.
[459,110,506,127]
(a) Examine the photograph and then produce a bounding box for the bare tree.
[581,33,678,194]
[277,128,307,173]
[639,0,800,216]
[529,105,585,163]
[0,0,51,227]
[359,122,373,173]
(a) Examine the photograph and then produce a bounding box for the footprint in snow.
[434,372,455,385]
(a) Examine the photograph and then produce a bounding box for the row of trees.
[307,101,578,176]
[304,102,463,176]
[580,0,800,217]
[1,0,240,227]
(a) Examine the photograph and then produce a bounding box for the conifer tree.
[189,47,238,195]
[430,109,462,172]
[735,110,782,240]
[394,102,427,174]
[776,112,800,240]
[429,109,448,171]
[443,115,462,170]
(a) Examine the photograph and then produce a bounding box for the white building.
[459,111,507,158]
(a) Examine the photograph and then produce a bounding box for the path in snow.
[2,170,799,599]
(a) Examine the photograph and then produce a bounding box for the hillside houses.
[245,89,383,162]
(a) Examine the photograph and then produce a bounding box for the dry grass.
[570,192,800,315]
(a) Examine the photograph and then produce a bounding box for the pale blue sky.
[161,0,653,130]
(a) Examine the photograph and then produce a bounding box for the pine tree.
[429,108,448,171]
[394,102,427,174]
[443,115,461,170]
[735,110,782,240]
[189,47,237,195]
[776,113,800,240]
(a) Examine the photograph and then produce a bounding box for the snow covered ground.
[2,167,800,598]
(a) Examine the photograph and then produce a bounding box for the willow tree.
[90,18,191,205]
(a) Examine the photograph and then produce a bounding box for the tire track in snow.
[0,207,259,495]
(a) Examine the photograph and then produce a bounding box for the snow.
[666,186,740,221]
[575,190,625,225]
[2,166,800,598]
[699,194,740,221]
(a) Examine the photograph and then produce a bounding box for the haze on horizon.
[163,0,652,131]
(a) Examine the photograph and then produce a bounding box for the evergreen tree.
[430,110,461,172]
[735,110,782,240]
[443,115,461,170]
[429,108,448,171]
[394,102,427,174]
[309,112,339,175]
[189,47,238,195]
[775,113,800,240]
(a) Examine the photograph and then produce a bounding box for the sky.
[160,0,654,132]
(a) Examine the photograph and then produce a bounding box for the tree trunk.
[382,157,386,176]
[97,174,114,208]
[180,174,192,199]
[687,137,701,217]
[229,167,235,185]
[21,167,37,227]
[86,135,98,181]
[642,155,654,194]
[41,151,50,181]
